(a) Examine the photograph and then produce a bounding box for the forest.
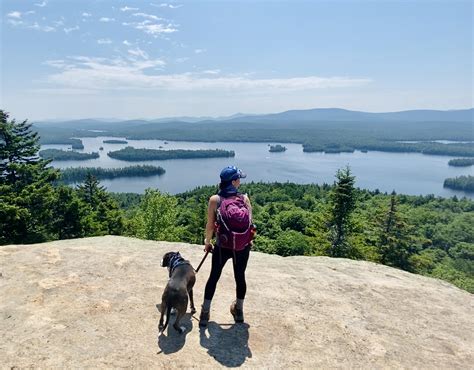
[59,165,165,183]
[448,158,474,167]
[39,149,99,161]
[269,144,287,152]
[444,175,474,192]
[35,117,473,157]
[103,139,128,144]
[107,147,235,161]
[2,111,473,293]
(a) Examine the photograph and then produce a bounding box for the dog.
[158,251,196,335]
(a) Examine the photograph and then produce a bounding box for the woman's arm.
[243,194,253,221]
[204,195,218,252]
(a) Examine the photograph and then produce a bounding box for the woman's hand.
[204,238,214,253]
[204,239,214,253]
[204,196,218,253]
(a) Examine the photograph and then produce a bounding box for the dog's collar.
[168,254,191,277]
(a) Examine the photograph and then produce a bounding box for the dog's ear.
[161,252,172,267]
[160,253,166,267]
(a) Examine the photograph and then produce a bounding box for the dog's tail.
[159,304,172,335]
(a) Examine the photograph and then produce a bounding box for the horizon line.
[27,106,474,122]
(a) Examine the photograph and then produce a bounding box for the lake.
[42,137,474,198]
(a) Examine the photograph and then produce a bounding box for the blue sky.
[1,0,472,120]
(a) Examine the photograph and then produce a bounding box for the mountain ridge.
[34,107,473,128]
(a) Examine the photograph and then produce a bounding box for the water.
[42,137,474,198]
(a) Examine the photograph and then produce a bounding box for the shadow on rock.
[157,312,194,354]
[199,322,252,367]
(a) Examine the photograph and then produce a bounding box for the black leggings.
[204,245,250,301]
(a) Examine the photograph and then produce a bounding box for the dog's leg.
[158,300,167,335]
[188,288,196,314]
[187,275,197,314]
[173,306,187,334]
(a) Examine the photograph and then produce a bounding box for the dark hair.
[219,180,232,190]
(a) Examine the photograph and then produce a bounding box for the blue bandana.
[218,183,238,198]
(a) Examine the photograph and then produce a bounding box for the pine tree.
[51,186,84,239]
[76,172,123,235]
[378,191,414,270]
[329,166,357,257]
[0,110,56,187]
[77,173,107,210]
[0,110,59,244]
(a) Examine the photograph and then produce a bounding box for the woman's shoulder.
[242,193,251,205]
[209,194,220,203]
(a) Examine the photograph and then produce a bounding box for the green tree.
[328,167,357,257]
[129,189,184,241]
[274,230,310,256]
[76,173,124,235]
[51,186,84,239]
[77,173,107,209]
[378,191,414,270]
[278,209,309,233]
[0,111,56,186]
[175,194,208,244]
[0,110,59,244]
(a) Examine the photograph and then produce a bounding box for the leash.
[195,245,213,273]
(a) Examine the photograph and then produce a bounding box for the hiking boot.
[230,301,244,323]
[199,308,210,327]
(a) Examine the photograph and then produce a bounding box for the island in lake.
[448,158,474,167]
[107,147,235,161]
[70,139,85,150]
[59,165,165,183]
[269,144,287,153]
[39,149,99,161]
[35,108,473,157]
[103,139,128,144]
[444,175,474,192]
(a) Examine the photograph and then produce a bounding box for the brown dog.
[159,252,196,335]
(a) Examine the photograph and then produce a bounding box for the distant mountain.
[150,112,260,123]
[35,113,263,126]
[34,108,473,128]
[225,108,474,123]
[34,119,152,131]
[35,118,123,126]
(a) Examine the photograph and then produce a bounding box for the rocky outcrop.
[1,236,472,368]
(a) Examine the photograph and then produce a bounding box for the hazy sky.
[1,0,472,120]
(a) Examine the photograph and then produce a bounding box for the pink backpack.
[216,194,253,251]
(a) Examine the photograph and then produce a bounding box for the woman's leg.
[200,246,233,327]
[233,245,251,300]
[230,245,250,322]
[203,246,232,301]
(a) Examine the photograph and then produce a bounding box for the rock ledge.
[1,236,472,368]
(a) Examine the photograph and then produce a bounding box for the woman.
[199,166,253,327]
